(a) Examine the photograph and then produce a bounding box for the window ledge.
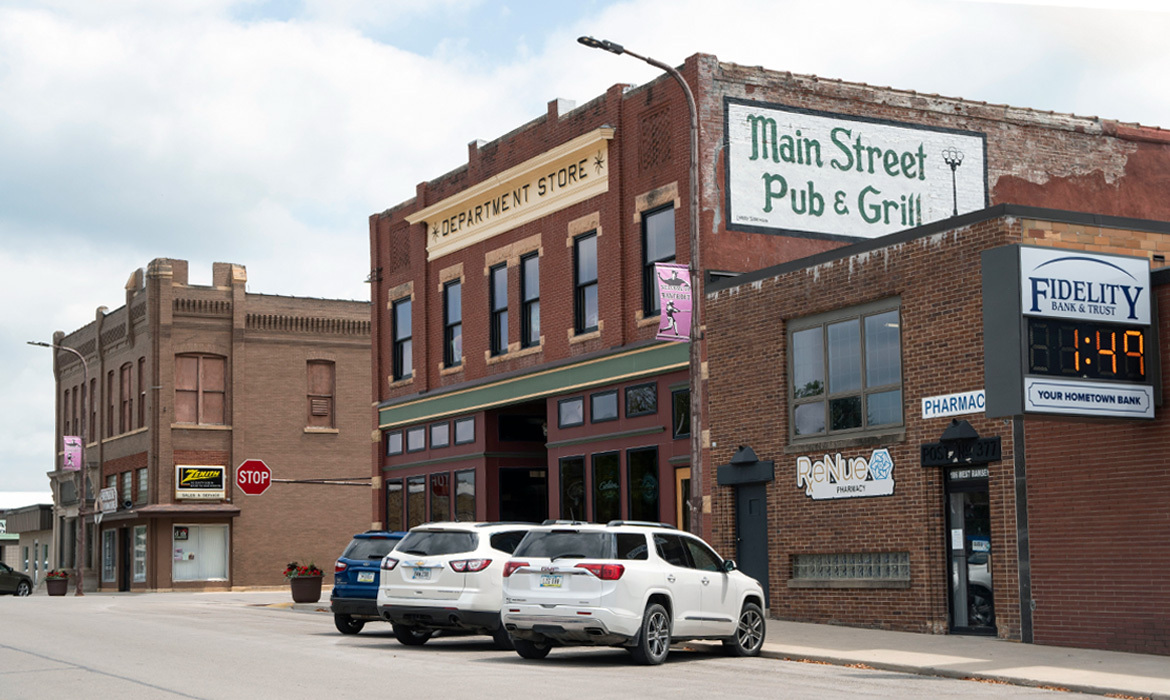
[788,579,911,589]
[569,324,603,344]
[170,423,233,432]
[485,341,544,365]
[439,362,464,377]
[388,375,414,389]
[635,310,660,328]
[785,428,906,454]
[304,427,339,435]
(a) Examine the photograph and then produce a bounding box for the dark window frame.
[626,446,659,522]
[405,426,426,453]
[592,451,622,524]
[789,299,903,441]
[559,455,586,522]
[520,252,540,348]
[489,263,508,357]
[557,397,585,428]
[430,421,450,449]
[624,382,658,417]
[386,477,405,531]
[453,417,475,445]
[590,390,619,423]
[573,232,599,334]
[392,296,412,381]
[671,388,690,439]
[443,280,463,368]
[454,469,476,522]
[641,204,676,316]
[386,430,403,456]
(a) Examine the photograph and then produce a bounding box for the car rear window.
[342,536,401,560]
[489,530,528,554]
[396,530,477,556]
[513,530,613,559]
[616,533,649,560]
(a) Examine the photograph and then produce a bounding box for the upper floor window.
[625,382,658,417]
[106,371,115,437]
[444,280,462,367]
[307,360,335,429]
[520,253,540,348]
[392,297,412,381]
[137,358,146,429]
[136,467,148,505]
[790,301,902,439]
[175,354,226,425]
[121,470,132,505]
[120,362,133,433]
[642,205,676,316]
[574,232,598,333]
[490,264,508,356]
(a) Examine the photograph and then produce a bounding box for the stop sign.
[236,459,272,496]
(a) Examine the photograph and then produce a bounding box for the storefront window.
[592,452,620,523]
[407,476,426,528]
[102,530,116,582]
[560,457,586,521]
[455,470,475,521]
[627,448,659,521]
[430,472,450,521]
[385,479,404,531]
[133,526,147,582]
[172,524,229,581]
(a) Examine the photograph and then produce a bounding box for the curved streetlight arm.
[28,340,88,596]
[577,37,704,537]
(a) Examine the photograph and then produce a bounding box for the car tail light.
[335,560,348,573]
[503,561,528,577]
[451,558,492,573]
[575,563,625,580]
[381,556,400,571]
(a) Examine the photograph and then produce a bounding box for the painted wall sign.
[1020,247,1151,324]
[408,128,613,261]
[175,465,226,500]
[796,448,895,500]
[921,390,985,419]
[725,98,986,240]
[654,262,692,342]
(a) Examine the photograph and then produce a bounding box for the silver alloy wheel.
[736,605,764,652]
[16,581,31,597]
[646,608,670,658]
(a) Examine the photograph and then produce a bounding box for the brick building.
[43,259,371,591]
[369,52,1169,653]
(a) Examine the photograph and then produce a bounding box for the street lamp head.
[577,35,624,55]
[27,341,52,348]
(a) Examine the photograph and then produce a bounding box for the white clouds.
[1,0,1168,491]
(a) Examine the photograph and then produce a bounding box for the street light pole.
[577,37,704,537]
[29,340,88,596]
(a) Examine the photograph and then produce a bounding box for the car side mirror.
[723,560,737,572]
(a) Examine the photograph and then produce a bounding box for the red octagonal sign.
[236,459,272,496]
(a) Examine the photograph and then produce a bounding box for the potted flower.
[45,569,70,596]
[284,561,324,603]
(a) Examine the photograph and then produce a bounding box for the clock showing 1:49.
[1027,318,1147,382]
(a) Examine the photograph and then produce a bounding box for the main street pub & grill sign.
[982,245,1157,419]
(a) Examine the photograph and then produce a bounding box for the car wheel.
[630,603,671,665]
[392,624,433,646]
[334,614,365,635]
[968,586,995,628]
[16,581,32,597]
[512,638,551,660]
[723,602,765,657]
[491,625,514,650]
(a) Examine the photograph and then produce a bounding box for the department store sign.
[725,98,986,239]
[796,448,896,500]
[175,465,226,500]
[408,128,614,261]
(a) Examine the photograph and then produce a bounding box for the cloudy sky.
[2,0,1168,499]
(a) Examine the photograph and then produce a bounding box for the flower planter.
[289,575,322,603]
[46,578,69,596]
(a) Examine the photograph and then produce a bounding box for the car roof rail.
[605,520,677,530]
[541,519,589,526]
[474,521,536,527]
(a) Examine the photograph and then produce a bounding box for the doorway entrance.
[499,467,548,523]
[946,467,994,633]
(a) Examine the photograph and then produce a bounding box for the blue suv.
[330,530,406,634]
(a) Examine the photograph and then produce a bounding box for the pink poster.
[63,435,82,471]
[654,263,692,343]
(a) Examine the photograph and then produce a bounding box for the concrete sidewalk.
[733,619,1170,700]
[286,597,1167,698]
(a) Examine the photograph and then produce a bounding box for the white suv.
[377,521,532,648]
[501,521,766,664]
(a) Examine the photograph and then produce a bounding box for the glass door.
[946,469,994,633]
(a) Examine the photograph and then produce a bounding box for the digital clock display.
[1027,318,1147,382]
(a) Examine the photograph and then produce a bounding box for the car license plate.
[357,571,375,583]
[539,574,563,588]
[412,567,430,581]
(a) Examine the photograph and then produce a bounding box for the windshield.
[342,537,401,560]
[513,531,613,559]
[395,530,477,556]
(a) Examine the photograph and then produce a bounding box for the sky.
[2,0,1169,502]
